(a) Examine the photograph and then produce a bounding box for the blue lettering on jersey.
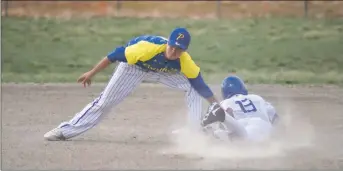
[135,53,181,73]
[235,98,257,113]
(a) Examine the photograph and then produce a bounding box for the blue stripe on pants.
[60,93,103,128]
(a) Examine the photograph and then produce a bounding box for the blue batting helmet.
[221,75,248,99]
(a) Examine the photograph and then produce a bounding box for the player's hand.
[77,71,94,87]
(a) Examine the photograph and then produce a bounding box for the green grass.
[2,16,343,85]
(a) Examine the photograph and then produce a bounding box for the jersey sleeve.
[107,46,127,62]
[180,53,200,79]
[265,101,278,124]
[180,53,214,98]
[107,41,164,64]
[188,73,214,98]
[124,41,157,64]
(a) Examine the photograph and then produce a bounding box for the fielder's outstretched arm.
[80,45,128,79]
[87,57,112,77]
[86,44,138,77]
[188,73,220,104]
[77,57,113,87]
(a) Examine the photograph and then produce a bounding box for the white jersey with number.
[221,94,277,124]
[217,94,278,141]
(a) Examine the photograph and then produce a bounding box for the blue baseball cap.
[168,27,191,51]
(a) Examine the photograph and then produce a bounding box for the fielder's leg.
[155,72,203,129]
[44,63,147,141]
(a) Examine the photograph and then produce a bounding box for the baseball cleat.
[44,128,67,141]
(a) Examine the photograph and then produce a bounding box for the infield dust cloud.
[160,100,316,162]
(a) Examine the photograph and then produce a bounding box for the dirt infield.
[2,83,343,170]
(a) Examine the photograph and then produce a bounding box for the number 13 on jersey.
[235,98,257,113]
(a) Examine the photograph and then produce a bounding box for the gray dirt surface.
[2,83,343,170]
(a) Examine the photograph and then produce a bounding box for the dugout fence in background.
[1,1,343,19]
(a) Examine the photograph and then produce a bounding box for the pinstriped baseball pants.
[57,62,203,139]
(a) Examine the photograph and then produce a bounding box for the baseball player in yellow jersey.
[44,27,223,141]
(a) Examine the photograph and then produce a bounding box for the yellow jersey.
[107,35,214,98]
